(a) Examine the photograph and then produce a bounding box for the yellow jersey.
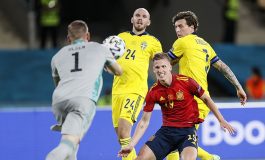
[112,31,162,97]
[168,34,219,94]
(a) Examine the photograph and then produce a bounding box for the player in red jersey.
[118,53,235,160]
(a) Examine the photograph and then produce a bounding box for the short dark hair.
[153,53,171,62]
[252,67,262,77]
[172,11,199,31]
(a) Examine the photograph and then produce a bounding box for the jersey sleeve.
[167,38,184,60]
[102,45,117,66]
[209,46,219,65]
[143,90,156,112]
[188,77,205,98]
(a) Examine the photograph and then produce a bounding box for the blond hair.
[68,20,89,40]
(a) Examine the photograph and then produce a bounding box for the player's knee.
[118,129,130,139]
[135,155,143,160]
[136,152,154,160]
[136,145,156,160]
[136,152,147,160]
[181,147,197,160]
[117,119,132,138]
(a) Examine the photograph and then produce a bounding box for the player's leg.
[47,98,96,160]
[178,127,198,160]
[67,98,96,160]
[118,94,144,160]
[112,94,144,160]
[117,119,137,160]
[145,127,174,160]
[46,100,78,160]
[180,146,197,160]
[136,144,156,160]
[112,94,136,160]
[66,145,79,160]
[46,134,79,160]
[166,97,212,160]
[197,147,220,160]
[196,98,220,160]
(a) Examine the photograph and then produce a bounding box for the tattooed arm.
[212,60,247,105]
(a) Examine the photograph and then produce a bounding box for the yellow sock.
[119,137,137,160]
[166,151,179,160]
[198,147,213,160]
[122,148,136,160]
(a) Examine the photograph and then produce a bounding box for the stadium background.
[0,0,265,159]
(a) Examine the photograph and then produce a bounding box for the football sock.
[198,147,213,160]
[46,139,76,160]
[119,137,137,160]
[166,151,179,160]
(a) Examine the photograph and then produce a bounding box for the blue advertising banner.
[198,108,265,159]
[0,102,264,160]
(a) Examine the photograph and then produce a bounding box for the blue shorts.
[145,126,198,160]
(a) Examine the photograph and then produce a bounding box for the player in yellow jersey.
[111,8,162,160]
[166,11,247,160]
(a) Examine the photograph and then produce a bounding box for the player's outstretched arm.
[105,62,123,76]
[200,93,236,135]
[212,60,247,105]
[118,111,152,157]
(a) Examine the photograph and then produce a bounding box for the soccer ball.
[103,35,126,59]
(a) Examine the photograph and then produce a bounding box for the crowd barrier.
[0,102,264,160]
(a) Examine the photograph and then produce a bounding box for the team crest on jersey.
[176,90,184,100]
[140,41,147,50]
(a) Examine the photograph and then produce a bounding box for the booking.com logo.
[201,114,265,145]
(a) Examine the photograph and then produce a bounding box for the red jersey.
[144,74,205,128]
